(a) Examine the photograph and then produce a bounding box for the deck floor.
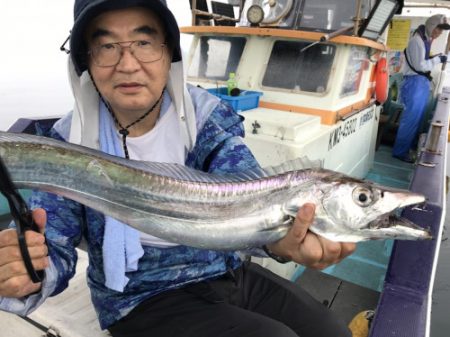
[296,145,414,325]
[296,268,380,325]
[366,145,414,189]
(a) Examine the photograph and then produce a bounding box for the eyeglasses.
[88,40,166,67]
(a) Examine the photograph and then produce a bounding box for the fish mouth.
[367,213,432,240]
[366,190,431,240]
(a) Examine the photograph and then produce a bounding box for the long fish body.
[0,131,430,250]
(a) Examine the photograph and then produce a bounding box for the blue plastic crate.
[207,87,263,111]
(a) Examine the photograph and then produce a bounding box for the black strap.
[262,245,290,264]
[0,156,44,283]
[404,48,432,81]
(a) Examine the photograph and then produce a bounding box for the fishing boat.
[0,0,448,336]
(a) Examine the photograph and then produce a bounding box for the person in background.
[393,14,450,163]
[0,1,355,336]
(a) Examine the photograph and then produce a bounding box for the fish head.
[315,176,430,241]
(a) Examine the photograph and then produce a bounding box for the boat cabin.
[184,0,393,177]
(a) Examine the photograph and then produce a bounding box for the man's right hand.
[0,208,48,298]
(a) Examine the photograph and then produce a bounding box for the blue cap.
[70,0,182,75]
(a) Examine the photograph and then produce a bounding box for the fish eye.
[352,187,374,207]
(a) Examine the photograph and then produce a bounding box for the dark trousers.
[109,262,351,337]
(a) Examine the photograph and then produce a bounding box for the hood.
[425,14,450,37]
[67,58,197,154]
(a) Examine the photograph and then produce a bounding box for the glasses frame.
[60,33,71,54]
[88,40,167,68]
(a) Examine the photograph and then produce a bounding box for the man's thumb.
[32,208,47,234]
[293,203,315,240]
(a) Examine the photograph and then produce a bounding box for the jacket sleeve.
[187,99,261,174]
[406,35,441,73]
[0,129,83,316]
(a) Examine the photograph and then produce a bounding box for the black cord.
[88,71,164,159]
[105,92,163,159]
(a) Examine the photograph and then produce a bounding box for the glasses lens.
[90,41,165,66]
[132,41,164,63]
[92,43,121,67]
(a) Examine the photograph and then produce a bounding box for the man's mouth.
[117,82,142,88]
[116,82,144,93]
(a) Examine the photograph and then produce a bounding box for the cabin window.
[188,36,246,81]
[262,41,336,93]
[299,0,374,31]
[340,46,369,98]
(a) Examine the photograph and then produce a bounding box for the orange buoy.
[375,57,389,104]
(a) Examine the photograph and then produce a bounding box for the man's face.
[431,27,443,40]
[86,7,171,119]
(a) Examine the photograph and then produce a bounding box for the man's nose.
[116,48,141,72]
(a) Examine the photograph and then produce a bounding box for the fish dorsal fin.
[261,157,322,176]
[130,157,322,183]
[133,161,271,183]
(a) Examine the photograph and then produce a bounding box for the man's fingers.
[0,229,44,249]
[317,236,342,265]
[0,209,48,298]
[0,257,49,283]
[340,242,357,259]
[295,235,356,269]
[0,274,41,298]
[0,229,18,248]
[309,239,357,269]
[296,233,323,267]
[0,245,48,267]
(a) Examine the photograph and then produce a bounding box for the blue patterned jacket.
[3,89,260,329]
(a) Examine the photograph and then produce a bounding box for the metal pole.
[426,121,444,153]
[442,31,450,71]
[354,0,363,36]
[192,0,198,26]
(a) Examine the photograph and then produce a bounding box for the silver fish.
[0,131,430,250]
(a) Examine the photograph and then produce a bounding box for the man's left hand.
[266,203,356,269]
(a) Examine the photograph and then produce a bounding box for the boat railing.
[369,87,449,337]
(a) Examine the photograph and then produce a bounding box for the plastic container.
[207,87,263,111]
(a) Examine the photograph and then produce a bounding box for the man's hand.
[266,203,356,269]
[0,208,48,298]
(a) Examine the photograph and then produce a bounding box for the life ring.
[374,57,389,104]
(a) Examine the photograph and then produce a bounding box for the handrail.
[369,88,449,337]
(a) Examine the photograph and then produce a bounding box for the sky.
[0,0,193,130]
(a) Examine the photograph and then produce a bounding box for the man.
[393,14,450,163]
[0,1,355,336]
